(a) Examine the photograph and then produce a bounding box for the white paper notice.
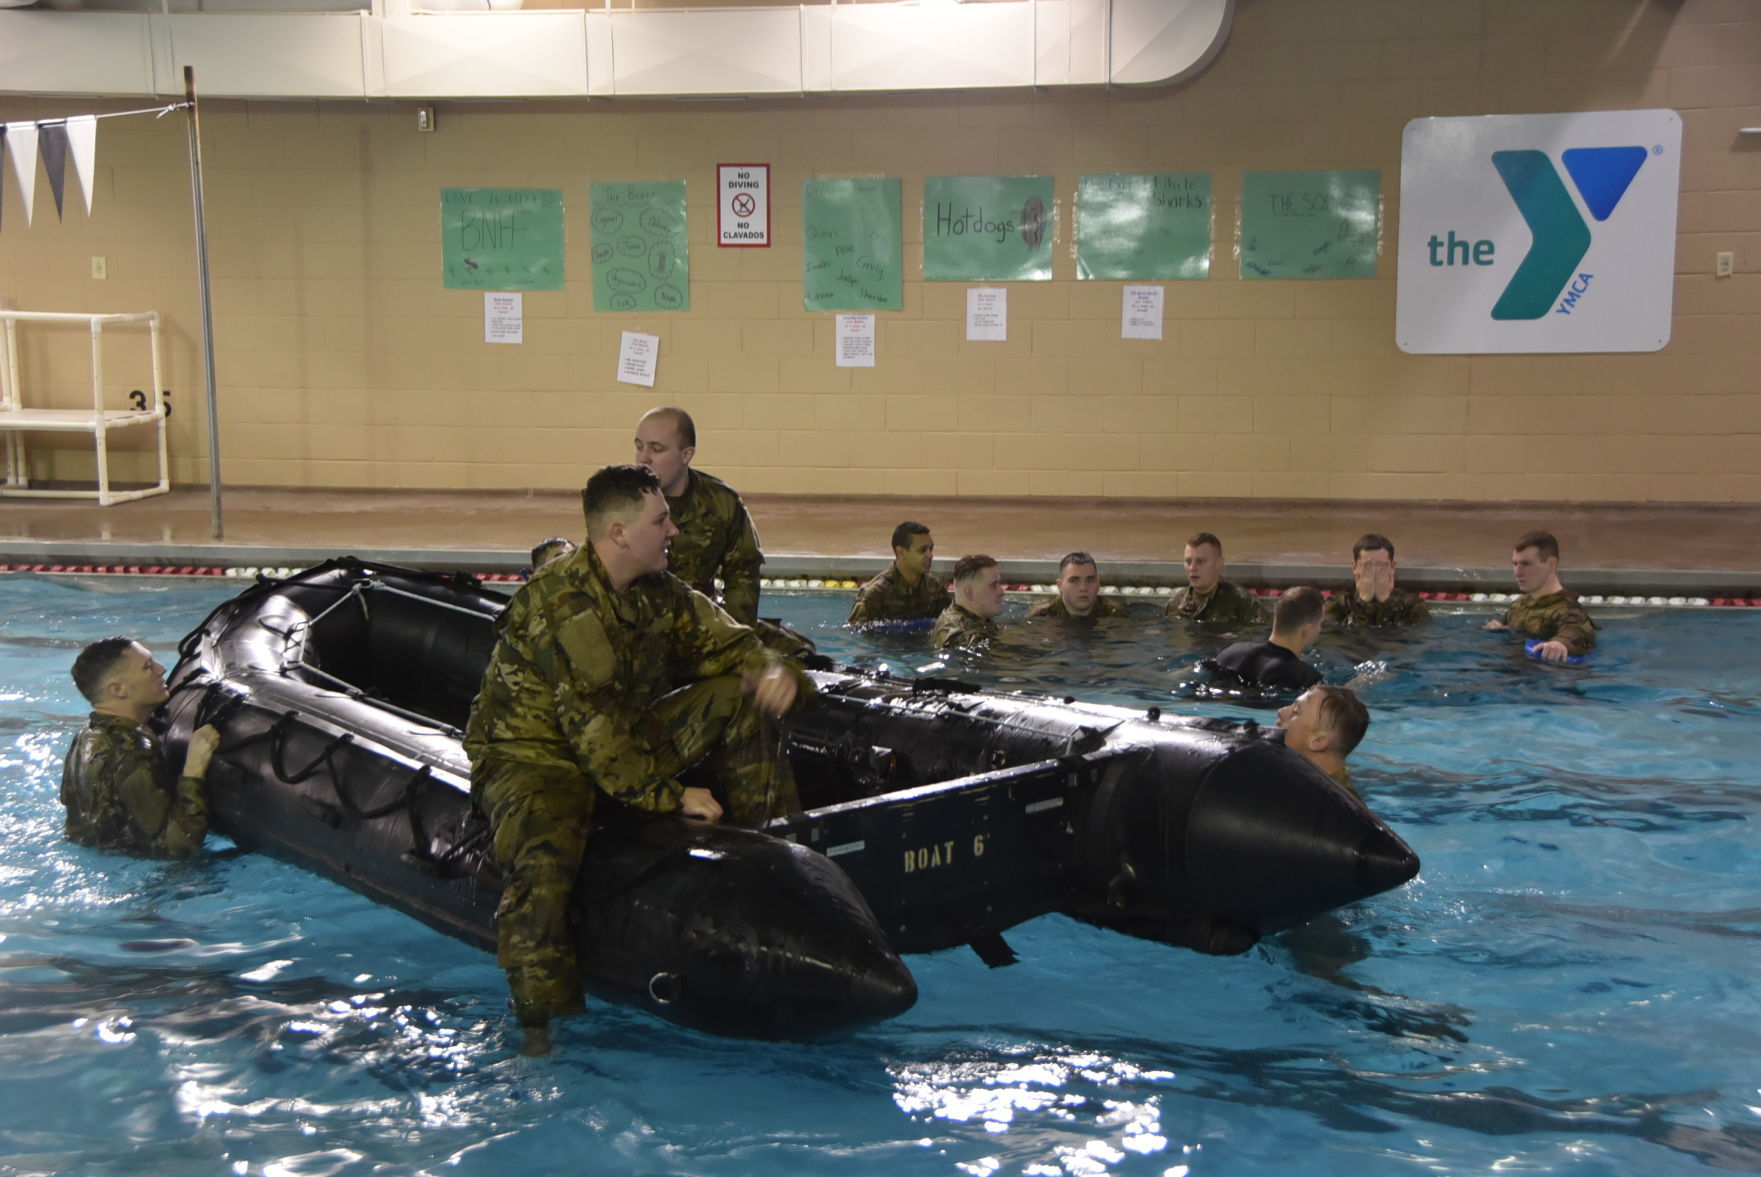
[617,331,659,387]
[966,287,1007,342]
[484,292,523,344]
[1122,285,1164,340]
[836,314,876,367]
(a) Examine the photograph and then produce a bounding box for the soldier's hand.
[1533,639,1571,663]
[680,786,723,823]
[183,725,221,779]
[1485,619,1508,630]
[743,664,798,717]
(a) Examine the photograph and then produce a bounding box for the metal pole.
[184,65,224,538]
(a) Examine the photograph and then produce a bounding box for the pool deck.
[3,486,1760,596]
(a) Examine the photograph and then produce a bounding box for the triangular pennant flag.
[1561,145,1648,223]
[4,121,36,227]
[38,121,69,221]
[65,115,97,217]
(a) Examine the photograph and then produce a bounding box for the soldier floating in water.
[1025,552,1131,622]
[847,521,952,627]
[1486,529,1596,662]
[930,554,1006,650]
[1207,586,1326,695]
[1164,531,1268,629]
[1276,684,1370,800]
[60,637,221,859]
[465,463,811,1055]
[1325,533,1430,629]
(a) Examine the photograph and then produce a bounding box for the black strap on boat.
[268,711,354,784]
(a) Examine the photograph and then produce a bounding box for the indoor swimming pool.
[3,572,1760,1177]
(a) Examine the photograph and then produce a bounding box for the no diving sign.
[718,163,770,248]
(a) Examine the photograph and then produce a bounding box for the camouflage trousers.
[471,674,799,1026]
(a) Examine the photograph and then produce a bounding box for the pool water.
[4,574,1761,1177]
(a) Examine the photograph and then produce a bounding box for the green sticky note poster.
[590,181,690,312]
[441,188,565,291]
[1077,173,1212,280]
[923,175,1054,282]
[803,178,903,311]
[1239,170,1380,279]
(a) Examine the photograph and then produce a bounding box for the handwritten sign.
[590,181,690,312]
[924,175,1054,282]
[1077,172,1211,280]
[441,188,564,291]
[1239,170,1380,280]
[803,178,902,311]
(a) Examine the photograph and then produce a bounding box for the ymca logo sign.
[1397,110,1681,354]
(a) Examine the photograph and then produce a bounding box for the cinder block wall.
[0,0,1757,501]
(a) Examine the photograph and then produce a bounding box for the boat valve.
[648,972,683,1005]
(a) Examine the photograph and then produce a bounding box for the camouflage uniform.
[665,468,764,625]
[846,566,952,626]
[1324,586,1431,629]
[60,713,208,858]
[1163,580,1268,627]
[1025,595,1132,620]
[930,603,1000,650]
[1504,590,1596,656]
[463,543,806,1026]
[1329,766,1360,802]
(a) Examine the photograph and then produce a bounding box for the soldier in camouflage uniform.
[930,554,1006,649]
[1325,533,1431,628]
[1025,551,1132,621]
[847,521,952,626]
[1487,530,1596,662]
[1276,685,1369,801]
[60,637,221,858]
[465,464,810,1052]
[1163,531,1268,628]
[635,407,764,624]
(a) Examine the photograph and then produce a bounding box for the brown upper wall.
[1,0,1758,502]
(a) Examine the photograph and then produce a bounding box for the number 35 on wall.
[129,389,172,418]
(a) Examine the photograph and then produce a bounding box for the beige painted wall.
[1,0,1758,502]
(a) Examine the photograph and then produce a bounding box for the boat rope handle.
[268,712,355,784]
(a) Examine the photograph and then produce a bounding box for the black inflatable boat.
[161,559,1419,1040]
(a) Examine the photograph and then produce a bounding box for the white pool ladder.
[0,310,170,506]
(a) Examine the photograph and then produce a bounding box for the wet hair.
[1313,686,1370,755]
[1058,551,1098,574]
[581,464,662,538]
[951,554,998,585]
[71,636,136,704]
[891,521,931,553]
[530,537,575,572]
[640,406,696,449]
[1352,533,1394,562]
[1514,530,1559,561]
[1273,585,1324,632]
[1185,531,1222,555]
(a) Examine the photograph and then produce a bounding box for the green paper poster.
[1077,173,1212,280]
[1239,170,1380,279]
[590,181,690,312]
[923,175,1054,282]
[803,178,903,311]
[441,188,565,291]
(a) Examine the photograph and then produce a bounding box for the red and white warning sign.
[717,163,770,248]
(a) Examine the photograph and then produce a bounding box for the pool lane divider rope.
[0,564,1748,607]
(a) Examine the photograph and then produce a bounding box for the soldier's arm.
[678,589,817,709]
[1323,594,1348,624]
[1406,594,1432,624]
[717,506,763,625]
[846,581,880,625]
[113,741,208,858]
[1551,604,1596,655]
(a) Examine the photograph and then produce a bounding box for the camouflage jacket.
[847,565,951,626]
[1504,590,1597,655]
[665,468,763,625]
[60,713,208,858]
[1330,765,1360,801]
[464,544,796,812]
[1324,586,1431,629]
[1163,580,1268,627]
[1025,594,1132,620]
[930,603,1000,650]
